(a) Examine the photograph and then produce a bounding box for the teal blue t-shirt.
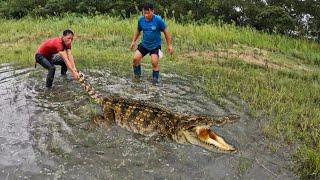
[138,15,167,51]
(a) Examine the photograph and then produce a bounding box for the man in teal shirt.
[129,2,173,84]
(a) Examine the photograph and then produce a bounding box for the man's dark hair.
[63,29,74,36]
[143,2,154,11]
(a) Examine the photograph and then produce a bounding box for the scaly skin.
[78,72,239,152]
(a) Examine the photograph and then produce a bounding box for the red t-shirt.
[37,37,71,59]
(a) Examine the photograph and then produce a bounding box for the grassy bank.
[0,15,319,178]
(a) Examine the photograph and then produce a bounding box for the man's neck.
[145,14,154,22]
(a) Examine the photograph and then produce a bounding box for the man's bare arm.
[163,28,173,54]
[66,49,77,71]
[130,31,141,49]
[58,50,79,79]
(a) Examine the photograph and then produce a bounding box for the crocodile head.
[174,115,238,152]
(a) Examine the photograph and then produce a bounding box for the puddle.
[0,64,296,179]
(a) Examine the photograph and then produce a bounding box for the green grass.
[0,15,319,178]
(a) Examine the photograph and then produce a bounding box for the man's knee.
[52,54,63,62]
[133,50,143,63]
[151,62,159,69]
[151,56,159,68]
[133,57,142,65]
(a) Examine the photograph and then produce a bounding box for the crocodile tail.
[78,72,104,105]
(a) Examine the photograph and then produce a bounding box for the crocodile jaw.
[181,126,235,152]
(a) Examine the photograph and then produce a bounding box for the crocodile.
[78,72,239,152]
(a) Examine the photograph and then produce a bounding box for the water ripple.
[0,65,296,179]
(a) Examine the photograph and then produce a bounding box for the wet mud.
[0,64,296,179]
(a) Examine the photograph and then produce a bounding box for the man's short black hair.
[143,2,154,11]
[63,29,74,36]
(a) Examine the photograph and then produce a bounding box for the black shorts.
[137,44,161,57]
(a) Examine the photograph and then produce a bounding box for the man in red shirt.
[35,29,79,87]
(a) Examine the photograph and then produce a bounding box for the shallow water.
[0,64,296,179]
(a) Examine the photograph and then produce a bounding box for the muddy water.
[0,64,296,179]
